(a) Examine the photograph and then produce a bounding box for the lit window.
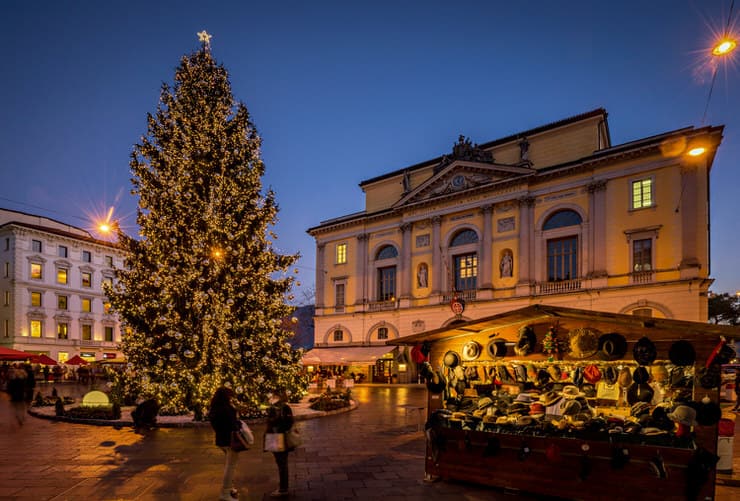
[57,323,68,340]
[31,292,42,307]
[58,245,68,258]
[105,255,113,267]
[30,320,42,338]
[4,291,10,306]
[57,268,68,284]
[31,263,42,280]
[32,240,42,253]
[81,271,92,288]
[104,326,114,342]
[333,329,343,342]
[82,250,91,263]
[81,324,92,341]
[378,327,388,340]
[58,295,68,310]
[378,266,396,301]
[633,238,653,272]
[632,178,653,209]
[81,298,92,313]
[336,243,347,264]
[454,253,478,290]
[335,283,345,307]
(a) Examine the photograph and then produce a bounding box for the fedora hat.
[443,350,460,368]
[514,325,537,357]
[568,328,599,359]
[486,339,508,359]
[598,333,628,361]
[669,340,696,367]
[540,391,563,407]
[462,341,482,361]
[633,337,657,366]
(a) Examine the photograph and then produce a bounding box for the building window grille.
[547,236,578,281]
[333,329,343,342]
[454,253,478,291]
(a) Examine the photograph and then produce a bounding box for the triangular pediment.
[393,160,533,208]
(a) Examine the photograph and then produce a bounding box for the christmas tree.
[107,32,305,418]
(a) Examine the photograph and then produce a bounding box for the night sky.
[2,1,738,300]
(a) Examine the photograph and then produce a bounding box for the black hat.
[669,340,696,367]
[633,337,657,366]
[443,350,460,368]
[598,333,628,361]
[627,383,654,405]
[514,326,537,357]
[486,339,508,359]
[603,366,618,385]
[632,366,650,385]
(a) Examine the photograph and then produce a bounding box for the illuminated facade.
[0,208,124,362]
[307,109,723,382]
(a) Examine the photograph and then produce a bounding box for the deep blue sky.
[2,1,739,300]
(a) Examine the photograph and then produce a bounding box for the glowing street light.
[712,38,737,56]
[688,146,707,156]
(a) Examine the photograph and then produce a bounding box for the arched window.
[376,245,398,260]
[450,229,479,246]
[543,210,582,230]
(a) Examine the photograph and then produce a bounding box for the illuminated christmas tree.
[107,32,305,418]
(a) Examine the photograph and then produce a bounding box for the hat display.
[632,366,650,385]
[581,383,597,398]
[477,397,494,410]
[627,383,654,405]
[486,339,507,359]
[617,366,633,388]
[515,393,534,404]
[668,340,696,367]
[540,391,563,407]
[443,350,460,368]
[560,399,582,416]
[651,364,669,384]
[598,333,628,361]
[536,369,551,387]
[514,325,537,357]
[668,405,697,427]
[562,385,585,399]
[568,328,599,359]
[547,365,562,381]
[529,402,546,418]
[462,341,482,361]
[603,366,618,385]
[630,401,652,418]
[583,365,602,384]
[633,336,657,366]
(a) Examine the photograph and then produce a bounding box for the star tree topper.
[197,30,212,48]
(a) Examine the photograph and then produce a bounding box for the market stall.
[388,305,740,501]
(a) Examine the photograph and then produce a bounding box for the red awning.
[0,346,31,361]
[29,354,58,365]
[65,355,89,366]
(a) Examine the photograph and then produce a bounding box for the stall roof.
[302,346,395,365]
[386,304,740,346]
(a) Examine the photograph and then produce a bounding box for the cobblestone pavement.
[0,383,738,500]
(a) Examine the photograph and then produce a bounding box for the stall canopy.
[302,346,395,365]
[0,346,31,361]
[65,355,89,366]
[29,354,58,365]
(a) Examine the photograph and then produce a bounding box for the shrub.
[64,406,118,420]
[308,389,352,411]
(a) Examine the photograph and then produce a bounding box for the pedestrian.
[208,387,242,501]
[733,370,740,412]
[7,365,28,426]
[266,391,295,497]
[23,364,36,403]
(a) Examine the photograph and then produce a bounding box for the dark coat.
[209,402,239,447]
[267,401,294,433]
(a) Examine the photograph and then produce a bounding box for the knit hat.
[633,337,657,366]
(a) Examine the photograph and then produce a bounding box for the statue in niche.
[417,263,428,288]
[500,250,513,278]
[402,170,411,193]
[519,138,530,162]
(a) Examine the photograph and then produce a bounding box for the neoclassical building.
[0,208,124,363]
[306,109,723,382]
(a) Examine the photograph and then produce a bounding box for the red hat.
[410,344,428,364]
[583,365,602,384]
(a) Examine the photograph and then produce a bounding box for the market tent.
[29,354,58,365]
[302,346,395,365]
[65,355,89,366]
[0,346,31,361]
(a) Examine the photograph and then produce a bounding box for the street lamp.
[712,38,737,56]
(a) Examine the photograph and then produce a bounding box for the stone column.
[480,205,493,289]
[431,216,443,294]
[399,223,412,298]
[315,243,325,309]
[587,180,608,278]
[355,233,368,304]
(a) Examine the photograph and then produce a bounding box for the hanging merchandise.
[568,328,599,359]
[633,337,658,366]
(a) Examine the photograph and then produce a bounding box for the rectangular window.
[57,322,69,340]
[4,291,9,306]
[547,237,578,281]
[57,268,68,284]
[32,239,42,253]
[454,253,478,291]
[378,327,388,340]
[336,243,347,264]
[31,263,42,279]
[81,271,92,288]
[81,324,92,341]
[633,238,653,272]
[58,245,68,258]
[58,295,68,310]
[3,262,8,278]
[335,283,345,307]
[30,319,42,338]
[81,298,92,312]
[631,178,653,209]
[82,250,91,263]
[105,255,113,267]
[31,291,42,307]
[102,276,113,291]
[333,329,343,342]
[104,326,114,342]
[4,319,8,337]
[377,266,396,301]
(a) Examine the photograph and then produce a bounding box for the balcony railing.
[441,290,477,303]
[367,300,398,312]
[630,270,655,284]
[537,279,582,295]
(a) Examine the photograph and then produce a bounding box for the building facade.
[0,208,124,363]
[307,109,724,382]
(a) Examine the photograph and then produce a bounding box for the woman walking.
[266,391,295,497]
[208,387,242,501]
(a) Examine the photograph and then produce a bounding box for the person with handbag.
[208,387,242,501]
[266,391,295,497]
